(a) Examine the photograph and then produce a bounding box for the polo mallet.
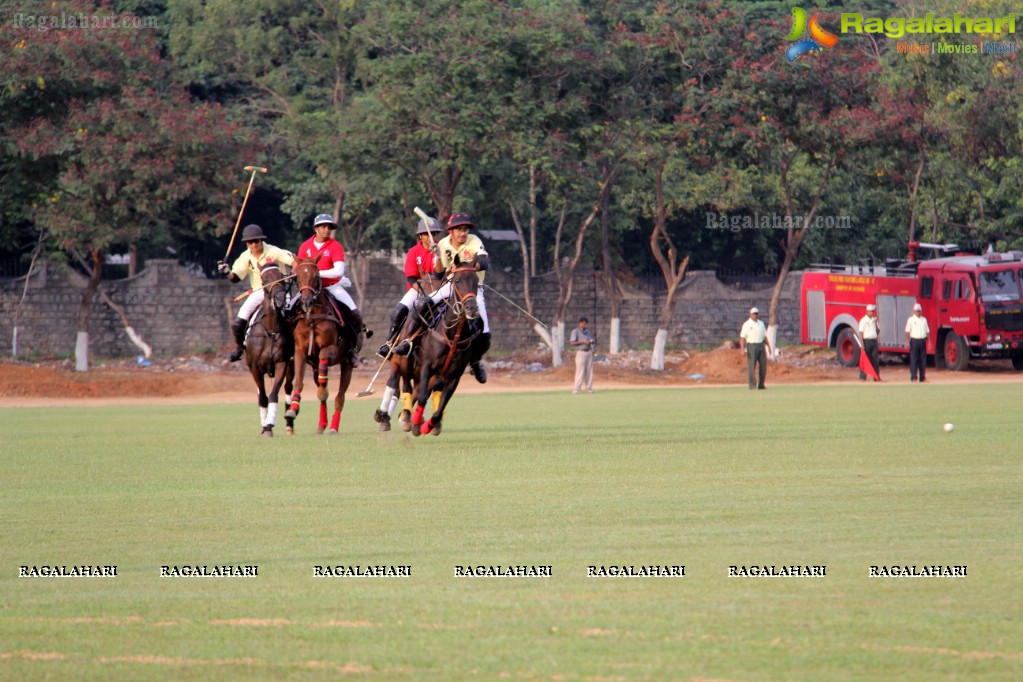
[356,332,401,397]
[232,274,295,302]
[224,165,268,260]
[356,324,430,398]
[413,206,439,251]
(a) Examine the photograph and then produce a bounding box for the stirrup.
[228,347,244,362]
[376,343,391,358]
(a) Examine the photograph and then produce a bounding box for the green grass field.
[1,383,1021,681]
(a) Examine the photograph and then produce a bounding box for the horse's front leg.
[252,370,272,437]
[410,359,439,437]
[264,360,290,438]
[282,359,295,435]
[285,353,306,421]
[421,378,458,437]
[328,360,354,434]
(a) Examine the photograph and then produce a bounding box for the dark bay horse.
[373,281,442,433]
[373,322,441,432]
[285,257,355,434]
[244,263,295,437]
[410,257,483,437]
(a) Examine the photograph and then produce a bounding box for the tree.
[6,0,247,369]
[725,8,884,349]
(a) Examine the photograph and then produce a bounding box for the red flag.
[854,334,881,382]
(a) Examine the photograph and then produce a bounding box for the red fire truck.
[800,243,1023,371]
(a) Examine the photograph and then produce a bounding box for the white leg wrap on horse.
[386,394,399,415]
[266,402,278,427]
[380,385,396,412]
[260,406,269,427]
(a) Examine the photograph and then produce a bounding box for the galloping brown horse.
[285,257,356,434]
[410,256,484,437]
[244,263,295,437]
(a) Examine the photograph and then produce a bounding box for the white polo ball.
[943,423,954,432]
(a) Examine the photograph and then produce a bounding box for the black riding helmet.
[241,224,267,242]
[446,213,474,230]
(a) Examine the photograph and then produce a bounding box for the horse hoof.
[411,425,421,437]
[317,387,328,402]
[285,426,294,436]
[328,429,338,436]
[316,427,325,435]
[400,420,411,433]
[261,428,273,438]
[378,421,391,432]
[431,425,441,436]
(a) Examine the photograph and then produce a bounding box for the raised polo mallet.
[413,206,439,250]
[224,166,268,260]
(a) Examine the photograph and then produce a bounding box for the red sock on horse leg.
[412,404,425,425]
[422,419,433,435]
[318,359,329,385]
[318,403,328,430]
[289,393,301,415]
[330,411,341,432]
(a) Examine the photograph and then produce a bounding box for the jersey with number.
[404,242,440,290]
[437,233,487,284]
[297,236,344,286]
[230,244,295,289]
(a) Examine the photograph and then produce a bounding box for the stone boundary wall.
[0,259,802,359]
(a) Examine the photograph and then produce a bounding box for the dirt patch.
[0,346,1017,406]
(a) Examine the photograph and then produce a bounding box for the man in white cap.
[858,303,881,381]
[904,302,930,382]
[739,306,772,390]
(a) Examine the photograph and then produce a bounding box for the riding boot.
[348,308,365,366]
[393,297,431,357]
[228,317,248,362]
[377,303,409,357]
[469,332,491,384]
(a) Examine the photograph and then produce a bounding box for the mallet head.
[244,166,268,173]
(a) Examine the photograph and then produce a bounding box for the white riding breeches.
[430,282,488,333]
[399,286,420,309]
[326,282,357,311]
[237,289,264,321]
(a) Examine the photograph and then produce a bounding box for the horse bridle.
[296,261,323,300]
[445,266,478,323]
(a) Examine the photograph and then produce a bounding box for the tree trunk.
[647,164,690,370]
[767,157,834,348]
[551,321,565,368]
[598,167,620,353]
[651,328,668,371]
[75,247,104,372]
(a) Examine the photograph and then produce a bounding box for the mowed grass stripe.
[1,384,1020,681]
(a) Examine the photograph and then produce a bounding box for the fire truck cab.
[801,243,1023,371]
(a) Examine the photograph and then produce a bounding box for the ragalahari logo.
[785,7,839,62]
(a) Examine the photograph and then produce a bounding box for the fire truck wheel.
[943,332,969,372]
[835,328,859,368]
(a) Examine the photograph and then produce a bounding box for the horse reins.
[438,266,480,376]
